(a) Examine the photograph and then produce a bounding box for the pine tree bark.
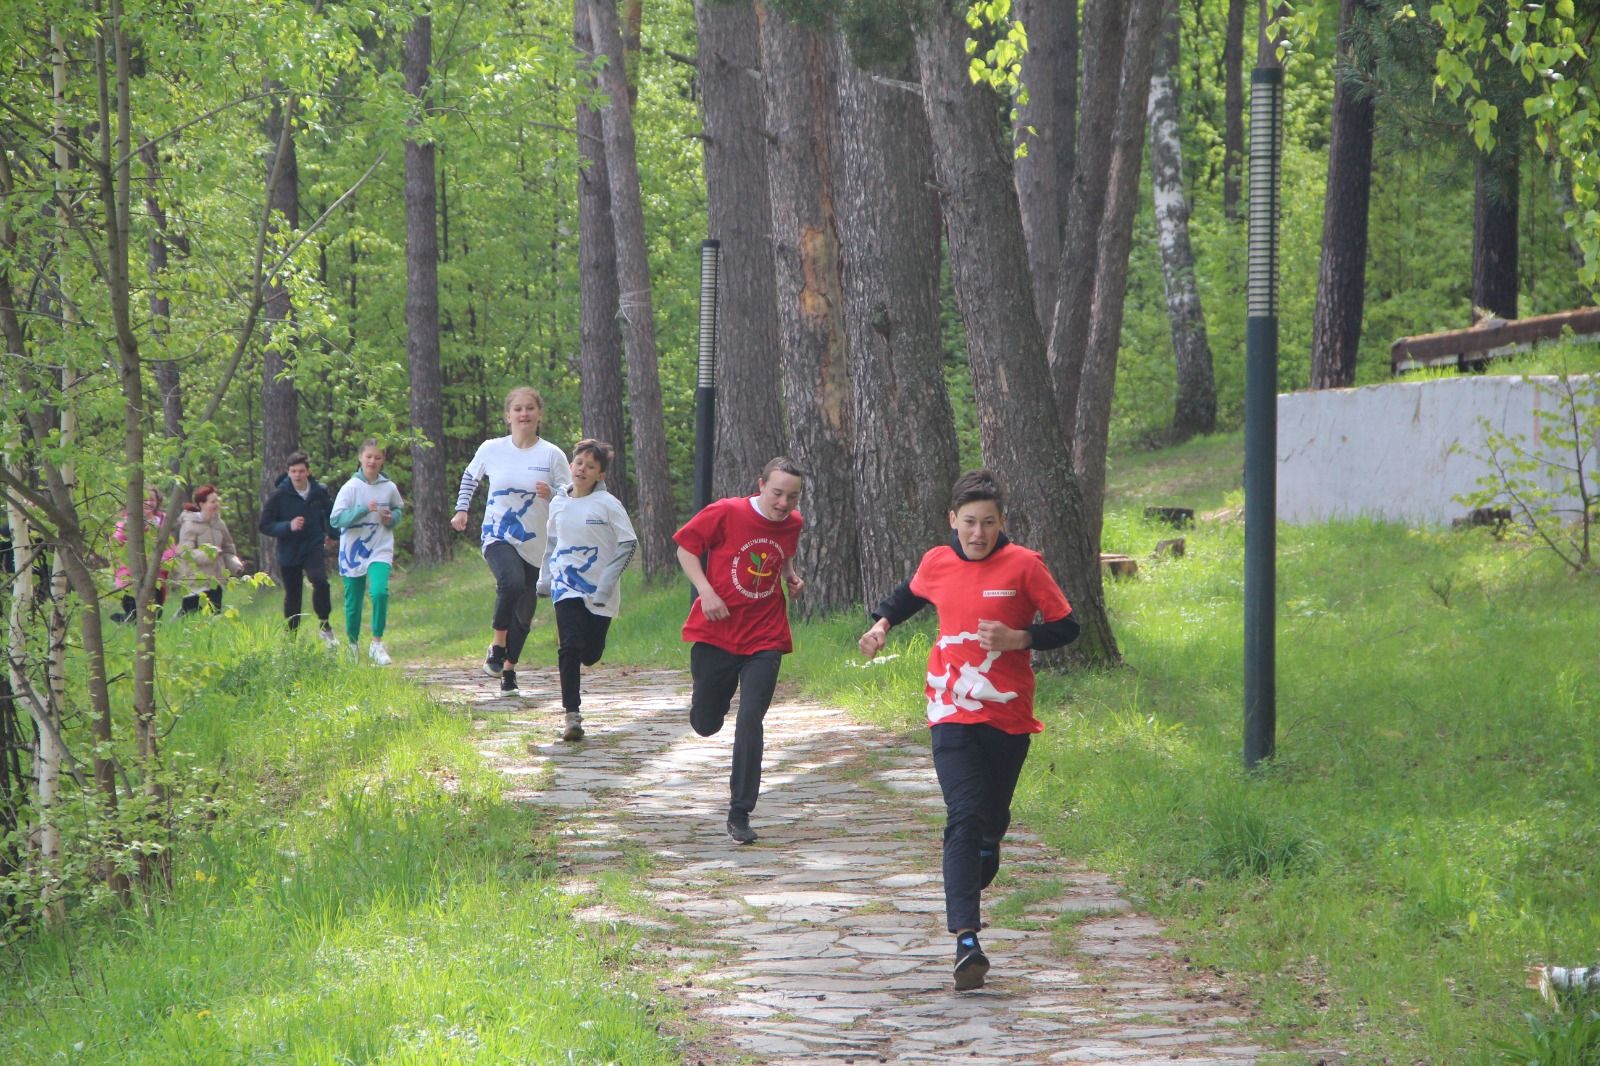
[403,12,451,563]
[1072,0,1161,549]
[832,37,957,603]
[695,0,786,500]
[1309,0,1376,389]
[588,0,677,578]
[755,4,861,617]
[1047,0,1129,435]
[1473,126,1520,321]
[1014,0,1064,332]
[1223,0,1246,220]
[914,5,1118,665]
[1148,0,1216,437]
[575,0,631,510]
[260,89,301,576]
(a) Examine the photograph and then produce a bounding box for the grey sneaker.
[561,711,584,742]
[726,811,757,845]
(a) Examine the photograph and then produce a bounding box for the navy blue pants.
[689,643,783,817]
[930,722,1031,933]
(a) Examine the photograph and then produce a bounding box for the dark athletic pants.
[281,550,331,630]
[483,541,539,663]
[689,643,783,817]
[178,586,224,616]
[555,598,611,711]
[930,721,1031,933]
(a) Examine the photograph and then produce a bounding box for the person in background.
[174,485,245,615]
[259,449,338,646]
[111,487,173,622]
[330,439,405,665]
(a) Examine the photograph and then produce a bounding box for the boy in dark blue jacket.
[259,450,337,644]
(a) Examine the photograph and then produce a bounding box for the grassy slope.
[8,428,1595,1063]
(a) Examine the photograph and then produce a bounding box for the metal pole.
[1244,57,1282,769]
[694,239,721,513]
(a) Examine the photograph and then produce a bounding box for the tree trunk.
[1148,0,1216,437]
[141,141,183,444]
[1047,0,1129,436]
[1072,0,1161,550]
[832,37,957,603]
[914,6,1118,665]
[403,12,452,564]
[588,0,677,579]
[755,4,861,617]
[1223,0,1246,220]
[575,0,632,510]
[261,89,302,576]
[1473,123,1520,321]
[1309,0,1376,390]
[1014,0,1062,332]
[694,0,786,500]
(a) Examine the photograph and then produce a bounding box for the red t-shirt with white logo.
[674,496,804,655]
[908,543,1072,734]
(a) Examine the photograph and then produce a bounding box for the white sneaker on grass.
[368,640,392,666]
[318,626,339,650]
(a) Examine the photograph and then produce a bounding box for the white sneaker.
[368,640,392,666]
[318,626,339,649]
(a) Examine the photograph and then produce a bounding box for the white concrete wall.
[1277,375,1598,526]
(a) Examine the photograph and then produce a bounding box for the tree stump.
[1152,537,1186,559]
[1144,506,1194,528]
[1100,552,1139,578]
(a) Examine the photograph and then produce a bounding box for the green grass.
[1,610,682,1063]
[9,431,1597,1063]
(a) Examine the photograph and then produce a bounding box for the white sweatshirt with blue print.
[330,471,405,578]
[537,484,637,619]
[455,436,571,566]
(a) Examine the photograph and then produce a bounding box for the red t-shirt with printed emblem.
[674,496,804,655]
[908,542,1072,735]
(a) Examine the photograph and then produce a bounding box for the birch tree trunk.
[575,0,631,509]
[695,0,785,500]
[403,11,452,563]
[914,5,1119,665]
[1309,0,1376,390]
[756,4,861,616]
[832,36,957,602]
[588,0,676,578]
[1148,0,1216,438]
[141,140,184,446]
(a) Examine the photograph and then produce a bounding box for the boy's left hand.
[784,571,804,596]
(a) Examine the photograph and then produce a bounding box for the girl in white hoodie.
[330,440,405,664]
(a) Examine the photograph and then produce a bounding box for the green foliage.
[1453,369,1599,573]
[1493,1006,1600,1066]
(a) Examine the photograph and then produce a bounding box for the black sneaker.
[726,811,757,845]
[500,669,518,694]
[485,643,508,676]
[953,932,990,991]
[980,844,1000,889]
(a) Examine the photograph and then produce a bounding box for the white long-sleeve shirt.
[538,484,637,618]
[456,436,571,566]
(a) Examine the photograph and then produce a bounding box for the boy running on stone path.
[451,385,571,695]
[538,439,637,743]
[858,469,1078,991]
[674,457,805,845]
[330,440,405,665]
[258,449,338,646]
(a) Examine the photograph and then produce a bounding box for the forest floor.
[413,658,1335,1065]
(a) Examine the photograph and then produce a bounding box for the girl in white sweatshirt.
[330,440,405,664]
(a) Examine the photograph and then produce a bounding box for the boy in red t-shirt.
[858,469,1078,991]
[674,457,805,845]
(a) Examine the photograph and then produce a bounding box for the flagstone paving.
[415,662,1326,1065]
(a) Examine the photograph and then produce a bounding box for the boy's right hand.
[450,511,469,532]
[290,516,305,532]
[698,589,730,621]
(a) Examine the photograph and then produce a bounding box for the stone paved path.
[416,662,1297,1065]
